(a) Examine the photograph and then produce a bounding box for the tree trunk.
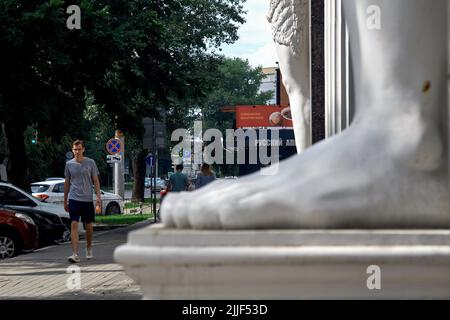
[4,122,28,190]
[0,123,9,181]
[131,149,146,202]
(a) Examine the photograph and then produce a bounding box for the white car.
[145,177,166,191]
[0,181,84,235]
[31,179,124,216]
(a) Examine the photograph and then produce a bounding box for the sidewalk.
[0,220,152,300]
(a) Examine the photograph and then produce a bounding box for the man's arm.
[64,177,70,212]
[91,161,101,208]
[93,175,101,204]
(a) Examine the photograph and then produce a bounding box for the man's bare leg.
[85,222,93,251]
[70,221,79,254]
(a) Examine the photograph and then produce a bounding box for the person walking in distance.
[64,140,101,263]
[194,163,216,190]
[167,164,189,192]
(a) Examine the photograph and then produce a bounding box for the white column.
[325,0,352,138]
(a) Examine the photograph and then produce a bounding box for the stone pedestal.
[114,224,450,299]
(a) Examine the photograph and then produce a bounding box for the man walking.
[168,164,189,192]
[64,140,101,263]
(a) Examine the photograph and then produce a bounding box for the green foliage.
[165,57,274,176]
[24,93,120,184]
[24,126,74,183]
[201,58,274,132]
[95,214,151,225]
[82,98,115,185]
[49,0,63,7]
[166,57,273,134]
[0,0,247,186]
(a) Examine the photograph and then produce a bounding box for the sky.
[219,0,278,68]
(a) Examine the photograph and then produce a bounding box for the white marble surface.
[114,225,450,299]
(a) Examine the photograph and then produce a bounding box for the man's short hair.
[72,140,85,148]
[175,164,183,171]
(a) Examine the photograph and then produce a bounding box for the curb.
[93,224,129,231]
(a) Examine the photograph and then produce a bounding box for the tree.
[201,58,274,132]
[0,0,246,189]
[165,57,273,177]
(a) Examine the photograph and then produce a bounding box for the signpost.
[107,154,122,163]
[107,132,125,199]
[145,152,157,222]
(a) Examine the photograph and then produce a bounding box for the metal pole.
[152,118,157,222]
[114,162,119,195]
[114,130,125,200]
[156,150,159,180]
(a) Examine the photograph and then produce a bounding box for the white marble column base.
[114,225,450,299]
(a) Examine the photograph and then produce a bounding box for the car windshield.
[31,184,50,193]
[0,184,39,204]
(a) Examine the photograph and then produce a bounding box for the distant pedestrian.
[195,163,216,189]
[167,164,189,192]
[64,140,101,263]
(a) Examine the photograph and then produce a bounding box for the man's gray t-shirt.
[64,157,99,202]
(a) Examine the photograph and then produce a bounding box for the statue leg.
[162,0,449,229]
[275,43,311,153]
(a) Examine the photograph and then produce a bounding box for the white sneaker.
[68,254,80,263]
[86,248,94,260]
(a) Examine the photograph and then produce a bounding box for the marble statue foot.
[161,115,449,229]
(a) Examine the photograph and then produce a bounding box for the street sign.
[107,154,122,163]
[142,118,167,150]
[182,149,191,164]
[106,138,122,155]
[145,154,154,167]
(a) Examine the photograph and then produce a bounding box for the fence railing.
[123,198,160,216]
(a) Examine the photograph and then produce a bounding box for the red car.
[0,207,39,259]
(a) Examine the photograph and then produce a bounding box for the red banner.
[236,105,293,128]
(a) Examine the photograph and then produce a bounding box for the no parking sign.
[106,138,122,155]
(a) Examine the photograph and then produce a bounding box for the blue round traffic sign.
[106,138,122,155]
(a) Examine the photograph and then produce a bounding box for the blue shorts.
[68,199,95,224]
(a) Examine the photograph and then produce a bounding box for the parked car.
[0,181,83,235]
[145,177,166,191]
[45,177,65,181]
[0,207,39,259]
[10,206,70,246]
[30,179,124,216]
